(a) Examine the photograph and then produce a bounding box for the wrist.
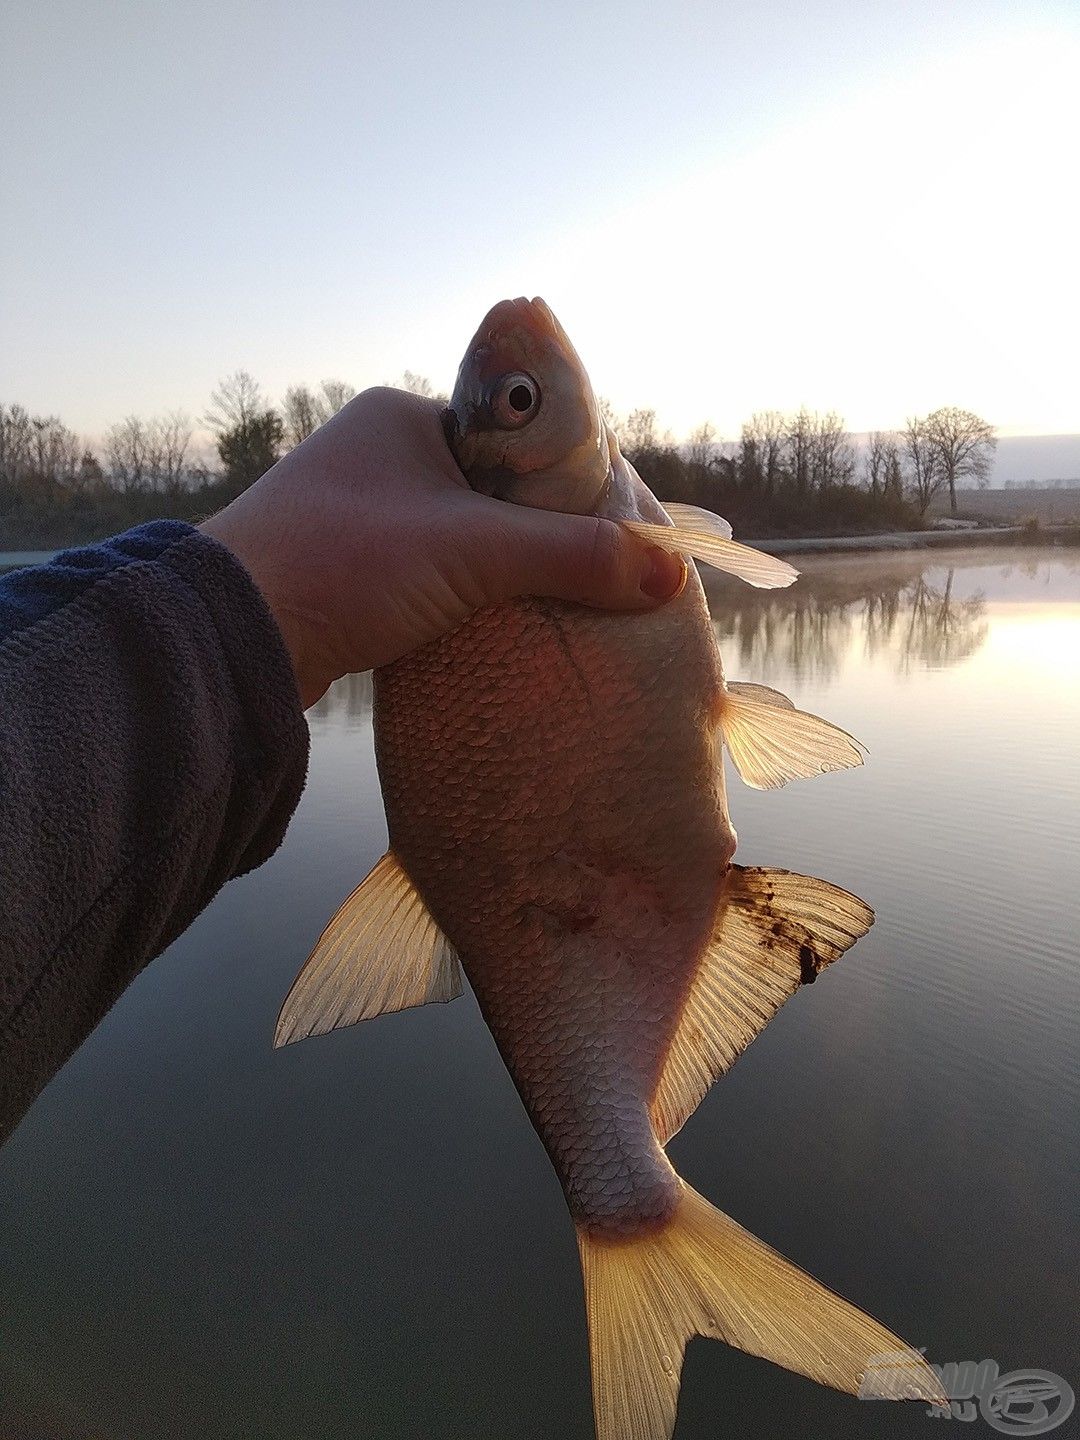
[199,509,334,709]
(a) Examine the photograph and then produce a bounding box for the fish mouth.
[483,295,563,347]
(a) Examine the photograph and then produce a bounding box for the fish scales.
[374,575,732,1235]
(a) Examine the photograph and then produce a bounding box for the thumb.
[488,507,687,611]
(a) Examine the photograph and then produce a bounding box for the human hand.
[200,387,686,708]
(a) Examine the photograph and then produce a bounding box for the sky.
[2,0,1078,456]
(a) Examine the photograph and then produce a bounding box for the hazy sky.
[2,0,1077,445]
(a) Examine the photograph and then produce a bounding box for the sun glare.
[498,31,1080,441]
[976,606,1080,688]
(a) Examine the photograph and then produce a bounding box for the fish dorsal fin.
[274,852,462,1047]
[622,509,797,589]
[720,681,866,790]
[650,866,874,1144]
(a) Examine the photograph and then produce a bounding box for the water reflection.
[896,573,987,672]
[307,668,373,724]
[2,545,1078,1440]
[303,552,997,732]
[710,555,988,682]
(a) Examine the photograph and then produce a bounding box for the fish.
[274,297,946,1437]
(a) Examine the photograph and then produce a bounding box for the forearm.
[0,523,309,1142]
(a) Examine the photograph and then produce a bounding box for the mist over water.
[1,546,1077,1438]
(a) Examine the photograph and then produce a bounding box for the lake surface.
[2,545,1078,1438]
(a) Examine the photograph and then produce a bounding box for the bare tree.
[884,442,904,501]
[1,405,81,494]
[397,373,445,406]
[785,407,815,492]
[0,404,33,488]
[902,415,943,516]
[925,406,996,515]
[281,380,355,449]
[33,416,80,490]
[283,385,324,448]
[754,410,786,493]
[320,378,356,415]
[811,411,854,489]
[865,432,906,500]
[149,411,192,493]
[103,412,190,494]
[864,432,890,495]
[687,420,718,470]
[624,408,657,459]
[739,411,785,493]
[74,449,104,494]
[401,371,435,398]
[206,370,263,437]
[105,416,151,494]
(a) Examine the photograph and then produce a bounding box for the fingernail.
[640,547,686,600]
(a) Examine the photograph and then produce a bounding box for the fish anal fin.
[274,851,462,1047]
[622,514,798,590]
[578,1181,944,1440]
[720,681,866,790]
[650,866,874,1143]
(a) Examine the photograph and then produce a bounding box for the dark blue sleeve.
[0,522,310,1142]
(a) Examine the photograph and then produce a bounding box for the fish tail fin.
[576,1181,944,1440]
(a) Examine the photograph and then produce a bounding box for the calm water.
[2,545,1078,1439]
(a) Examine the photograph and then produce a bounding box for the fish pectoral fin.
[660,502,733,541]
[650,866,874,1143]
[719,681,867,790]
[273,851,462,1047]
[578,1181,944,1440]
[621,510,798,589]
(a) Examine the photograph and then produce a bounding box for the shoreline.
[2,525,1076,575]
[755,526,1033,556]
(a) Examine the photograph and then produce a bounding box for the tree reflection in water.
[899,571,988,671]
[307,668,374,724]
[309,552,992,726]
[709,551,988,683]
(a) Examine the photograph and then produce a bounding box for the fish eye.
[490,372,540,428]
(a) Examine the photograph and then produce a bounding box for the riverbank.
[757,526,1037,556]
[3,524,1078,575]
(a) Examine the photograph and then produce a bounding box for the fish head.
[445,296,611,515]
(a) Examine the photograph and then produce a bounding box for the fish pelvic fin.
[622,508,797,589]
[273,851,462,1047]
[577,1180,945,1440]
[720,681,867,790]
[650,866,873,1144]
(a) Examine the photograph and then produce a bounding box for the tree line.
[0,371,359,547]
[606,403,995,537]
[1,369,995,548]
